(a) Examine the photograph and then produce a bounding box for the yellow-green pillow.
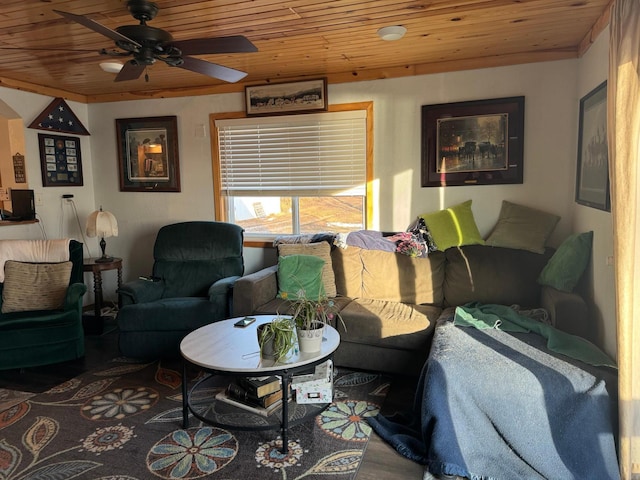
[419,200,484,251]
[538,231,593,292]
[277,254,325,300]
[485,201,560,254]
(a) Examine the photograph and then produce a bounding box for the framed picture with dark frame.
[421,96,525,187]
[116,116,181,192]
[38,133,84,187]
[575,81,610,211]
[245,78,328,116]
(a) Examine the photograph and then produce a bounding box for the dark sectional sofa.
[233,242,591,375]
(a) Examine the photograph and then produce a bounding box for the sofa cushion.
[278,242,337,297]
[538,231,593,292]
[419,200,484,251]
[332,246,445,305]
[277,254,325,300]
[443,245,553,308]
[2,261,72,313]
[338,298,440,350]
[485,201,560,254]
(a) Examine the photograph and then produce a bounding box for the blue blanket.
[369,314,620,479]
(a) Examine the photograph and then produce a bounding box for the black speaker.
[10,189,35,220]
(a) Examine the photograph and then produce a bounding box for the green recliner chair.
[117,221,244,359]
[0,239,87,370]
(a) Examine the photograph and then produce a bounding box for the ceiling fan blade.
[114,61,145,82]
[54,10,141,48]
[171,36,257,55]
[178,56,247,83]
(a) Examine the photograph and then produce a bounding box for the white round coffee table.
[180,315,340,453]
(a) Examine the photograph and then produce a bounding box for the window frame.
[210,101,374,247]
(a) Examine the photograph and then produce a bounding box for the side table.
[83,257,122,334]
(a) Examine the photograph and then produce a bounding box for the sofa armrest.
[233,265,278,317]
[118,279,165,306]
[208,275,241,317]
[540,285,594,343]
[64,282,87,310]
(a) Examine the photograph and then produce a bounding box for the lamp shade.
[86,207,118,238]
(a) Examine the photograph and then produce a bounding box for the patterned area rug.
[0,389,34,413]
[0,357,390,479]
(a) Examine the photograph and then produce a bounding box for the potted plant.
[290,292,345,353]
[257,316,296,363]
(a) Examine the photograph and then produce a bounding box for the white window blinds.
[216,110,367,197]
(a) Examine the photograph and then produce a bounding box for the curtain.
[609,0,640,477]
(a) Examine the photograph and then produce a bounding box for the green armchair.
[0,239,87,370]
[117,221,244,359]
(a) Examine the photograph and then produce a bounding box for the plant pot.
[257,324,276,359]
[297,322,324,353]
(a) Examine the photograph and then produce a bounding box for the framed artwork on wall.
[245,78,328,116]
[38,133,83,187]
[116,116,181,192]
[421,96,525,187]
[575,81,610,212]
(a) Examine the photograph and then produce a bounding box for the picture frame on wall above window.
[38,133,83,187]
[245,78,328,116]
[116,115,181,192]
[421,96,525,187]
[575,81,610,212]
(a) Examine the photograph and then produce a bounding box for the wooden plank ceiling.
[0,0,612,103]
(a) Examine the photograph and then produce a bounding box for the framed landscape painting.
[575,81,610,211]
[421,96,525,187]
[245,78,328,116]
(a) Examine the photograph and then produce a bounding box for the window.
[212,103,372,243]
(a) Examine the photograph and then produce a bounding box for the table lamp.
[86,206,118,263]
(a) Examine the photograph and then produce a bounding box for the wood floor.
[0,316,424,480]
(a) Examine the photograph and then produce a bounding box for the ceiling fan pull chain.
[145,67,149,82]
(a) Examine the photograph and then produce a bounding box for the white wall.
[574,28,616,357]
[1,51,613,354]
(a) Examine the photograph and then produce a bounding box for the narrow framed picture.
[421,96,525,187]
[38,133,83,187]
[245,78,328,116]
[575,81,610,211]
[116,116,181,192]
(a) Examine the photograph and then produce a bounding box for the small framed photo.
[421,96,525,187]
[116,116,181,192]
[38,133,83,187]
[245,78,328,116]
[575,81,610,211]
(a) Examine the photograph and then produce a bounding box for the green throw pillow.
[277,254,326,300]
[485,200,560,254]
[538,231,593,292]
[419,200,484,251]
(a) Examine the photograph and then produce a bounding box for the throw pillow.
[538,231,593,292]
[2,260,72,313]
[277,242,337,297]
[419,200,484,251]
[485,200,560,254]
[277,254,326,301]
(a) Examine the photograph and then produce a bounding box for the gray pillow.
[485,201,560,254]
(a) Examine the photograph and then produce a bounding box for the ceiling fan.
[53,0,257,83]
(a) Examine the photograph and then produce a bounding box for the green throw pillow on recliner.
[277,254,326,300]
[538,231,593,292]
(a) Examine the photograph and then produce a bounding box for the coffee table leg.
[280,371,291,454]
[182,361,189,428]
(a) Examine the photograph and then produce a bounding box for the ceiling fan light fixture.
[377,25,407,41]
[100,61,124,73]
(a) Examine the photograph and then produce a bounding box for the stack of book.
[215,375,284,416]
